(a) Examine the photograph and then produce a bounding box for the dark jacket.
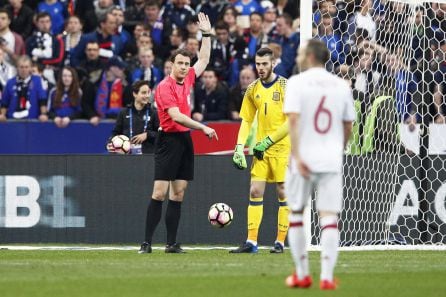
[110,104,159,154]
[6,4,34,40]
[193,82,229,121]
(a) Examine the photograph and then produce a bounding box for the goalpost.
[300,0,446,248]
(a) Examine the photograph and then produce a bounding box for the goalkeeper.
[230,47,290,254]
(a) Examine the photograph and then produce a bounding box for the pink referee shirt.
[155,68,196,132]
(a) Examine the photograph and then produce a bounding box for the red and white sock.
[320,215,339,282]
[288,212,309,278]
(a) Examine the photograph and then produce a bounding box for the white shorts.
[285,164,343,213]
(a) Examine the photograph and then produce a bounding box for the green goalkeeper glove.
[232,144,247,170]
[253,136,274,160]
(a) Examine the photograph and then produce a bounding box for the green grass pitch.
[1,248,445,297]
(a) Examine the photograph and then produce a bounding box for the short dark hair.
[36,12,51,21]
[305,39,330,65]
[256,47,274,59]
[278,13,293,27]
[0,8,11,20]
[170,48,193,63]
[132,80,151,94]
[215,21,229,32]
[203,67,217,76]
[145,0,161,9]
[250,12,264,21]
[98,11,114,25]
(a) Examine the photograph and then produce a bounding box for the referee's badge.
[272,91,280,101]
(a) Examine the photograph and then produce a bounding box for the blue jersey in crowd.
[38,1,67,35]
[233,0,263,15]
[1,75,47,119]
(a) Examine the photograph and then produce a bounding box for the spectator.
[348,0,377,41]
[317,13,344,69]
[196,0,230,25]
[193,68,229,121]
[228,36,252,87]
[144,0,172,60]
[108,80,159,154]
[262,1,278,40]
[0,8,25,65]
[62,15,83,66]
[233,0,263,16]
[228,66,255,120]
[71,11,123,65]
[127,31,160,71]
[163,59,172,77]
[168,27,186,56]
[124,0,146,31]
[37,0,68,35]
[276,0,299,19]
[31,60,53,93]
[272,13,299,78]
[26,12,64,83]
[5,0,34,40]
[185,36,199,65]
[353,46,380,101]
[130,47,163,89]
[82,0,115,34]
[0,47,16,91]
[122,24,153,61]
[210,21,233,80]
[219,6,240,37]
[111,5,131,46]
[87,56,128,121]
[242,12,269,60]
[186,17,201,40]
[162,0,195,30]
[433,40,446,123]
[77,41,106,87]
[48,66,82,128]
[0,55,48,121]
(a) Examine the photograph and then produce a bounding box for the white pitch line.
[1,245,446,251]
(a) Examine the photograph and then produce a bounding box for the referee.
[139,13,218,254]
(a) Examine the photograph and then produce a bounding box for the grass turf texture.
[1,249,445,297]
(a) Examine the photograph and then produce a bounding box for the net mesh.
[310,0,446,246]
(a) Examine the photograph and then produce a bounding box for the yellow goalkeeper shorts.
[251,155,288,183]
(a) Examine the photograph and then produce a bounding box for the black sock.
[165,200,182,245]
[144,199,163,244]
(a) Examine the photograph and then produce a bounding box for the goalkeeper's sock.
[276,197,290,244]
[247,197,263,244]
[288,212,309,278]
[320,216,339,282]
[144,198,163,244]
[165,200,182,246]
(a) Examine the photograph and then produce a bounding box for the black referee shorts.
[154,131,194,181]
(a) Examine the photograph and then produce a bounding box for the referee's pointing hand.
[203,126,218,141]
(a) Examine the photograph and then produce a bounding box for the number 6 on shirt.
[314,96,332,134]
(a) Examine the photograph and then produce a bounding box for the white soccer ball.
[110,135,131,154]
[208,203,233,228]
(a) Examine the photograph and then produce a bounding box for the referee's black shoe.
[165,243,186,253]
[138,242,152,254]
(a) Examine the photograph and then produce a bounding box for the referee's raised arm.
[193,12,212,77]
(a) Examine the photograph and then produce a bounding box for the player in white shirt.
[283,39,355,290]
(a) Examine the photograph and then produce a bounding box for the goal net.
[309,0,446,247]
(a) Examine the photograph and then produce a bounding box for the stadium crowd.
[0,0,444,127]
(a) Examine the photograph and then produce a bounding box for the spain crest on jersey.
[272,91,280,101]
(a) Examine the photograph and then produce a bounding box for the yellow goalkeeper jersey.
[240,75,290,158]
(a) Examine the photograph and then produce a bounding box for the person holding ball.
[107,80,159,154]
